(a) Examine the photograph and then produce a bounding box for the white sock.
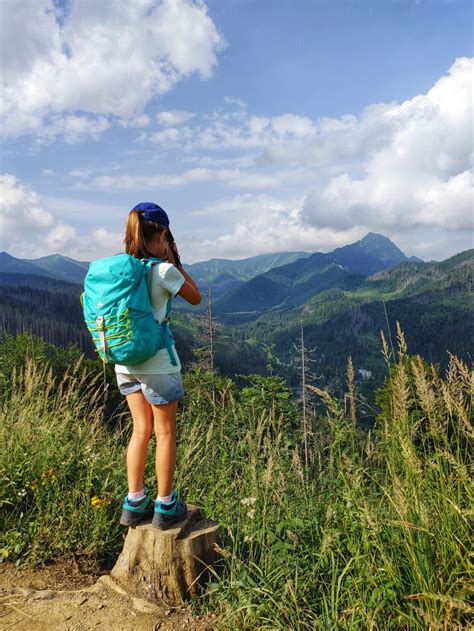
[158,493,174,504]
[128,488,145,502]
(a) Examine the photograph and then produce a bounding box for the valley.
[1,233,472,405]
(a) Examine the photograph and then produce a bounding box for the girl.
[116,202,201,530]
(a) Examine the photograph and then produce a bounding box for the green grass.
[0,331,472,629]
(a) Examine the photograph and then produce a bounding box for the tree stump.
[110,505,220,604]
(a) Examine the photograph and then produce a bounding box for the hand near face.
[167,241,179,266]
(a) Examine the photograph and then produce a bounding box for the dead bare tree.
[294,321,318,477]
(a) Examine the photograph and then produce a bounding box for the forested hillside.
[0,247,471,406]
[0,273,268,379]
[240,249,473,396]
[213,232,422,317]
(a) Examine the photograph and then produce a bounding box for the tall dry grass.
[0,358,126,563]
[0,330,472,629]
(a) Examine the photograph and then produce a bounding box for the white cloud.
[178,193,362,261]
[37,114,111,144]
[42,169,55,176]
[42,223,123,260]
[224,96,247,108]
[1,0,225,141]
[85,166,290,191]
[147,110,316,149]
[156,110,196,126]
[150,126,195,144]
[301,57,473,234]
[69,170,90,178]
[3,57,472,264]
[0,174,55,249]
[118,114,151,129]
[44,222,78,252]
[0,174,123,260]
[67,162,121,181]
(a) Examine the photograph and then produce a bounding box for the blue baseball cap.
[133,201,176,243]
[132,202,169,227]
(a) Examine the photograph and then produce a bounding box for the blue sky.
[1,0,472,263]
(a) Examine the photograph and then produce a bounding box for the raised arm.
[167,243,201,305]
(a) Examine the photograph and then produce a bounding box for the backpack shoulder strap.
[141,257,165,295]
[142,258,173,326]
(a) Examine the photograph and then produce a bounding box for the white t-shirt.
[115,262,185,375]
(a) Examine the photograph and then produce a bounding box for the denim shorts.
[116,371,185,405]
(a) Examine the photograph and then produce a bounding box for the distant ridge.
[0,252,57,279]
[331,232,416,275]
[25,253,89,283]
[213,232,423,318]
[1,250,313,291]
[0,235,422,291]
[184,251,313,298]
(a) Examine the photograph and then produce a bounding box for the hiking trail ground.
[0,560,217,630]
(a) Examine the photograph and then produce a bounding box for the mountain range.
[0,235,471,404]
[0,233,423,312]
[213,233,423,320]
[239,247,473,400]
[0,252,89,284]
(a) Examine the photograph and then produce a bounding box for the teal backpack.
[81,253,177,366]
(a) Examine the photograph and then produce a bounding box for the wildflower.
[41,468,57,482]
[91,496,112,508]
[31,479,39,490]
[17,489,27,498]
[240,497,257,507]
[246,509,256,519]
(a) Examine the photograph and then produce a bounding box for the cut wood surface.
[111,505,220,605]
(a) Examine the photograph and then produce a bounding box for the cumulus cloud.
[1,0,225,140]
[150,59,472,261]
[0,174,123,260]
[41,223,124,260]
[150,126,195,145]
[118,114,151,129]
[156,110,196,126]
[302,58,473,234]
[0,174,55,248]
[179,193,362,261]
[147,110,316,149]
[3,57,472,263]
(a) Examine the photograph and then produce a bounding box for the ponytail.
[124,210,167,259]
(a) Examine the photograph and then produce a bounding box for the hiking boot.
[152,489,187,530]
[120,486,155,527]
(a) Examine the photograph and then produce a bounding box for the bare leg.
[125,391,153,493]
[152,401,178,498]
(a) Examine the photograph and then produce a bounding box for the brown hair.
[124,210,167,259]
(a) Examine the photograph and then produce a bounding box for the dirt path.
[0,562,217,630]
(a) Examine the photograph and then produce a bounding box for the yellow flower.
[91,496,112,508]
[41,468,57,483]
